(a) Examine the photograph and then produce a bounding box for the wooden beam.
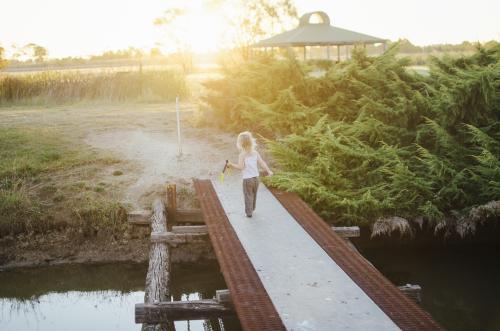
[136,300,234,323]
[172,225,207,234]
[128,210,152,225]
[215,289,231,304]
[151,231,208,245]
[129,208,204,226]
[129,208,203,226]
[142,199,174,330]
[332,226,360,238]
[398,284,422,303]
[175,208,204,224]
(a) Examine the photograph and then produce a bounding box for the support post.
[337,45,340,62]
[397,284,422,303]
[166,184,177,230]
[303,46,306,61]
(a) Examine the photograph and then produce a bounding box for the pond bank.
[0,230,215,271]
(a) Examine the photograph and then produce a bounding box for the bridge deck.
[194,179,442,331]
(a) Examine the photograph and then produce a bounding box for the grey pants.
[243,177,259,215]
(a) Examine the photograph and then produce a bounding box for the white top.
[242,153,259,179]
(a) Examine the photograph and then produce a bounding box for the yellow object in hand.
[219,160,229,183]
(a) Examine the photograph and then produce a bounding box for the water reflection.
[357,242,500,331]
[0,262,241,331]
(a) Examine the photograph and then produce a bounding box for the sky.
[1,0,499,58]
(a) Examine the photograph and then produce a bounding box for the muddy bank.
[0,229,215,271]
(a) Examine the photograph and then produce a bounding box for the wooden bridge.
[133,179,443,330]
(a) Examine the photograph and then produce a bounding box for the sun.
[158,2,232,53]
[184,11,226,53]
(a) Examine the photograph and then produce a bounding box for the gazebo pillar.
[337,45,340,61]
[303,46,306,61]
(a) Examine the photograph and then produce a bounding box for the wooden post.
[303,46,306,61]
[332,226,360,238]
[397,284,422,303]
[141,198,175,331]
[166,184,177,230]
[337,45,340,62]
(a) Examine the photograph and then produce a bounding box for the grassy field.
[0,126,128,237]
[0,69,189,106]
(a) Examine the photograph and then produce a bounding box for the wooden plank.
[398,284,422,303]
[215,289,231,304]
[135,300,234,323]
[128,210,152,225]
[332,226,360,238]
[175,208,204,224]
[128,209,204,226]
[172,225,207,234]
[150,231,208,245]
[141,199,174,330]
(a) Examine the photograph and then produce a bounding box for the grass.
[0,70,189,106]
[0,127,127,237]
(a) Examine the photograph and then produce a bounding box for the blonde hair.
[236,131,257,153]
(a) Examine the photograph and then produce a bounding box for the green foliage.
[0,127,124,236]
[72,195,128,238]
[0,70,189,105]
[203,42,500,232]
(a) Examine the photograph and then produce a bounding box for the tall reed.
[0,70,189,105]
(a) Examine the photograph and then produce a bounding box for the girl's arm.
[228,153,245,170]
[257,152,273,176]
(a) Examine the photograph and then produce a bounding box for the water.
[1,244,499,331]
[0,262,241,331]
[357,242,500,331]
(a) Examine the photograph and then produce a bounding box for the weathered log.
[141,198,174,331]
[332,226,360,238]
[136,300,234,323]
[128,209,204,226]
[151,231,208,245]
[398,284,422,303]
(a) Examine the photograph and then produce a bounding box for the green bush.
[202,43,500,233]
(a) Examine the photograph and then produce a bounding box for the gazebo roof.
[252,11,386,47]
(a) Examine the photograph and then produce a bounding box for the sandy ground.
[0,101,242,268]
[1,101,238,208]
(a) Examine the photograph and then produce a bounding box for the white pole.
[175,96,182,156]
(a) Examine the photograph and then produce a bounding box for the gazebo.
[251,11,387,61]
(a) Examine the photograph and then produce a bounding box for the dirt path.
[0,102,237,268]
[0,102,237,208]
[86,128,234,208]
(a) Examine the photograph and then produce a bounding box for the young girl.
[228,131,273,218]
